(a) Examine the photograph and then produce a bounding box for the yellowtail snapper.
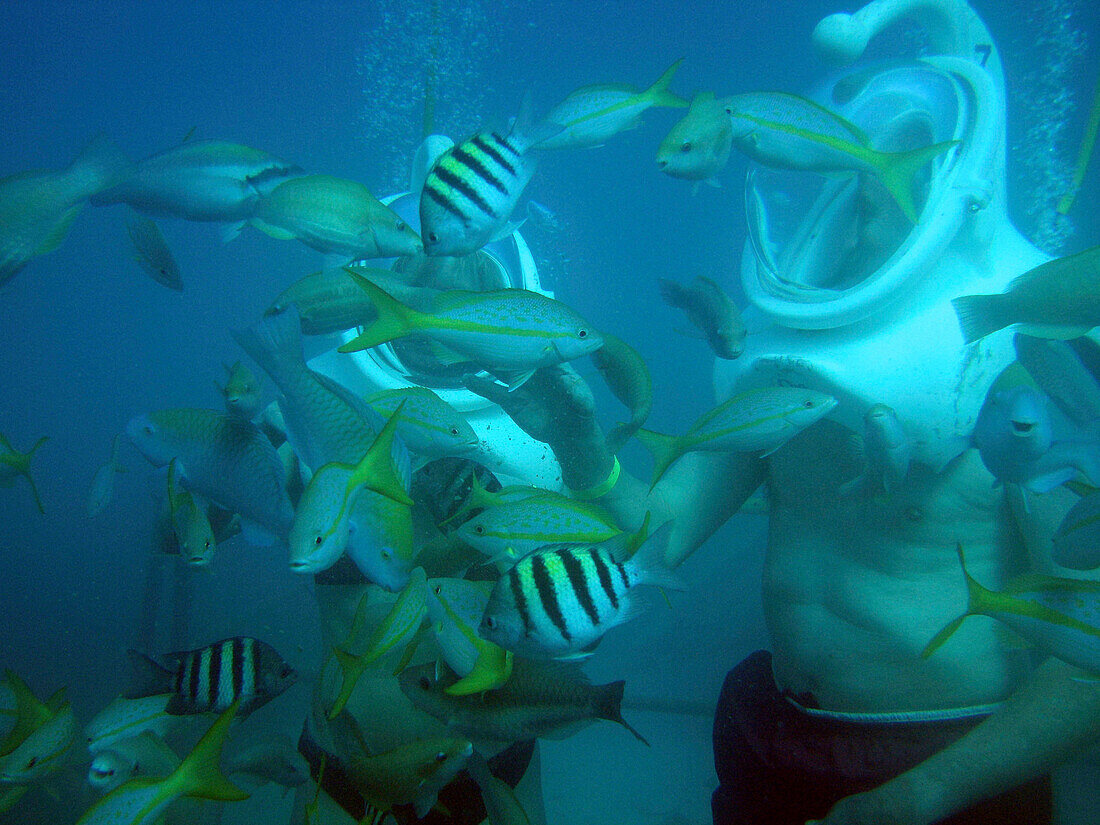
[126,637,297,718]
[723,92,959,223]
[637,386,837,488]
[924,543,1100,676]
[339,271,603,390]
[479,522,681,660]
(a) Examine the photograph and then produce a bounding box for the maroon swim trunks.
[711,650,1052,825]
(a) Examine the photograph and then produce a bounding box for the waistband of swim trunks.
[783,694,1004,725]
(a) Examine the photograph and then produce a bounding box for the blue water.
[1,1,1099,823]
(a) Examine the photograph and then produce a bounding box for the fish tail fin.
[604,424,633,454]
[350,402,415,507]
[22,436,49,514]
[123,649,176,699]
[231,304,305,384]
[167,700,250,802]
[645,58,688,108]
[626,520,685,591]
[875,139,959,223]
[328,647,365,720]
[921,542,987,659]
[337,270,416,353]
[71,134,132,199]
[634,428,680,490]
[951,293,1011,345]
[598,680,651,747]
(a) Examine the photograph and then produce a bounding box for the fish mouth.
[1011,420,1036,435]
[188,556,209,566]
[289,559,315,573]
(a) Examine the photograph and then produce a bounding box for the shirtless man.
[466,359,1100,825]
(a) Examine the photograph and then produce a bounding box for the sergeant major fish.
[126,637,297,718]
[479,522,681,660]
[419,96,560,257]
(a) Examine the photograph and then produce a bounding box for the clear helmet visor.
[743,61,972,329]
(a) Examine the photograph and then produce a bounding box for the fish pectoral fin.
[505,370,537,392]
[35,205,84,255]
[220,221,247,243]
[250,217,298,241]
[489,217,526,244]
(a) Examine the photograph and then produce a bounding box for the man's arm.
[813,658,1100,825]
[464,364,766,567]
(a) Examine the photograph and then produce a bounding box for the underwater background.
[1,1,1100,822]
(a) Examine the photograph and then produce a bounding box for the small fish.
[419,96,560,257]
[345,732,472,819]
[366,387,479,462]
[636,387,837,488]
[656,92,734,186]
[91,139,300,221]
[972,384,1100,492]
[329,569,429,718]
[454,491,623,563]
[217,361,264,421]
[288,405,414,576]
[126,409,293,544]
[952,247,1100,344]
[723,92,958,223]
[424,578,514,696]
[225,735,309,790]
[399,657,649,745]
[166,458,216,566]
[658,276,745,360]
[233,305,387,472]
[75,701,248,825]
[84,694,186,755]
[591,333,653,453]
[249,174,422,260]
[265,266,389,336]
[1014,334,1100,426]
[0,432,48,514]
[924,543,1100,676]
[537,59,687,151]
[1053,491,1100,570]
[339,272,603,390]
[0,676,74,785]
[842,404,911,496]
[480,522,681,660]
[0,135,130,288]
[126,637,297,718]
[87,732,181,793]
[126,213,182,291]
[87,433,126,518]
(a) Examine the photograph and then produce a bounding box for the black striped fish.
[126,637,297,718]
[479,522,680,659]
[419,98,560,257]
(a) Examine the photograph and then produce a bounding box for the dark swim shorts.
[712,650,1052,825]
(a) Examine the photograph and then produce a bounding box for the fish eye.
[578,328,588,338]
[314,535,323,546]
[484,616,496,630]
[395,220,406,231]
[418,676,432,690]
[435,752,448,763]
[450,426,460,436]
[434,585,442,594]
[428,232,438,243]
[474,525,485,535]
[680,142,692,153]
[280,665,293,678]
[25,756,37,769]
[381,550,392,560]
[804,400,815,408]
[142,425,154,435]
[204,540,212,549]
